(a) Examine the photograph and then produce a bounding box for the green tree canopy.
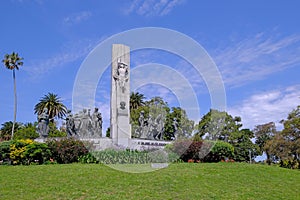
[232,129,259,162]
[130,92,145,110]
[164,107,194,140]
[0,121,22,141]
[253,122,277,164]
[262,106,300,167]
[196,109,242,142]
[34,93,67,122]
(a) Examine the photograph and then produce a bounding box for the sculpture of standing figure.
[78,108,92,137]
[92,107,103,137]
[153,114,164,140]
[66,110,76,137]
[135,110,149,138]
[37,108,50,138]
[172,117,179,139]
[113,59,129,93]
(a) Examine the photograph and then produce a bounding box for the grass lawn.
[0,163,299,200]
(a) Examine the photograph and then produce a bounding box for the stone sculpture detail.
[113,59,129,94]
[135,110,165,140]
[66,108,103,138]
[37,108,50,138]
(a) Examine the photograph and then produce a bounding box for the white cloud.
[124,0,185,17]
[63,11,92,25]
[228,85,300,130]
[213,32,300,88]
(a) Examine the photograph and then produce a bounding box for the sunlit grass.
[0,163,299,200]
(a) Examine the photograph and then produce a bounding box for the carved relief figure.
[113,59,129,93]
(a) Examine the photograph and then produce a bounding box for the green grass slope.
[0,163,299,200]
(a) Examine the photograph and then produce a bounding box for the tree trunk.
[266,152,271,165]
[11,69,17,140]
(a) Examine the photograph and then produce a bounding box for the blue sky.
[1,0,300,134]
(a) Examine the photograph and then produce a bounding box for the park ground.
[0,162,299,200]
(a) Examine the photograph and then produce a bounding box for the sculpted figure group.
[71,108,103,138]
[37,107,103,138]
[135,111,165,140]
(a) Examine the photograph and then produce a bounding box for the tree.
[264,132,289,162]
[2,52,24,139]
[232,129,259,162]
[253,122,277,164]
[14,123,39,140]
[34,93,67,123]
[130,92,145,110]
[145,96,168,107]
[196,109,242,142]
[0,121,22,141]
[280,105,300,162]
[164,107,194,140]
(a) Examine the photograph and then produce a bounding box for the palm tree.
[0,121,22,140]
[2,52,24,139]
[34,93,67,122]
[130,92,145,110]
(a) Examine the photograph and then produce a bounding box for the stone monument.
[110,44,131,147]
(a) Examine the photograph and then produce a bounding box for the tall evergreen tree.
[2,52,24,139]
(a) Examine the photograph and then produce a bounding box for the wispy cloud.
[124,0,185,17]
[10,0,44,4]
[228,85,300,130]
[63,11,92,25]
[212,32,300,88]
[24,37,105,79]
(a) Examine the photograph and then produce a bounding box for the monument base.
[35,137,172,151]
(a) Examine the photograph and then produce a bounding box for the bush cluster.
[280,159,300,169]
[169,139,234,162]
[0,140,13,164]
[0,138,240,166]
[0,138,88,165]
[46,138,88,164]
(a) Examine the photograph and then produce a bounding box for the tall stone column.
[110,44,131,147]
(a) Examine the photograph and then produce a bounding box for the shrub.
[0,140,13,164]
[48,130,67,138]
[171,139,205,162]
[48,122,67,137]
[14,125,39,140]
[23,142,52,165]
[204,141,234,162]
[148,149,169,163]
[78,153,99,164]
[280,159,300,169]
[91,149,150,164]
[169,140,234,163]
[9,139,34,165]
[46,138,89,164]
